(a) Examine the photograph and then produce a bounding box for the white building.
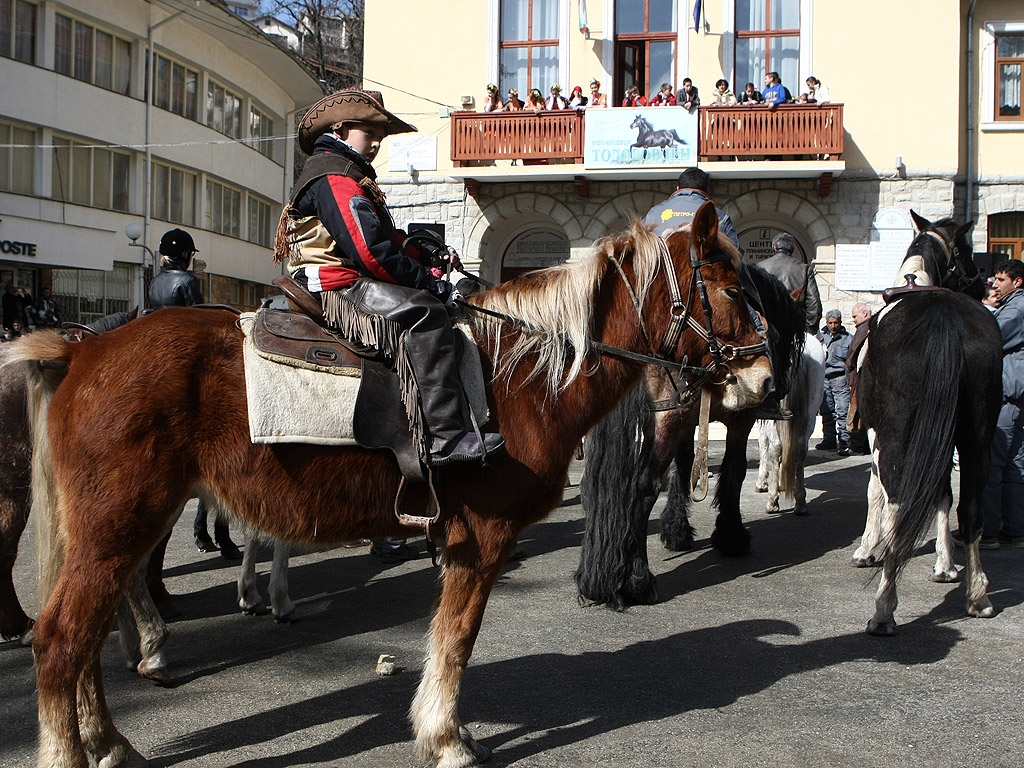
[0,0,323,323]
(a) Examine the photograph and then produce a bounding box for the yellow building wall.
[974,0,1024,177]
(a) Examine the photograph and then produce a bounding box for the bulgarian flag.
[579,0,589,35]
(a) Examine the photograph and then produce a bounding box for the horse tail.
[3,331,74,611]
[880,305,964,578]
[575,382,657,610]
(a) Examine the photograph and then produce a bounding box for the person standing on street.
[150,227,242,560]
[817,309,853,455]
[758,233,821,333]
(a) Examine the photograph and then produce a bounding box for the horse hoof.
[274,611,298,625]
[241,602,268,616]
[968,600,995,618]
[850,555,876,568]
[866,619,896,636]
[754,484,767,493]
[139,665,171,685]
[931,568,959,583]
[765,504,782,515]
[793,505,809,517]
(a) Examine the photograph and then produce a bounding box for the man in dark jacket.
[816,309,853,455]
[149,228,204,309]
[643,168,791,420]
[278,89,503,466]
[759,233,821,333]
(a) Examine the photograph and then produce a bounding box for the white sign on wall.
[834,208,916,291]
[388,135,438,172]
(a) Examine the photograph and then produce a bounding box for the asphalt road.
[2,444,1023,768]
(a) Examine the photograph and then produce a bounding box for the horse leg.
[866,543,899,636]
[0,486,32,643]
[763,423,782,515]
[955,437,994,617]
[237,529,268,616]
[268,542,297,623]
[411,519,515,768]
[77,648,147,768]
[754,429,770,493]
[710,417,754,557]
[852,434,885,567]
[931,505,958,584]
[659,428,696,551]
[124,567,171,682]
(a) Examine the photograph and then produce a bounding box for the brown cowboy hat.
[297,89,416,155]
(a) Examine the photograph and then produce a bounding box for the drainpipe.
[966,0,977,226]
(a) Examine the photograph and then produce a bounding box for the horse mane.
[471,218,665,394]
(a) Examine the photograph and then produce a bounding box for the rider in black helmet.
[149,228,204,309]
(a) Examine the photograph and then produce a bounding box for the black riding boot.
[337,281,504,465]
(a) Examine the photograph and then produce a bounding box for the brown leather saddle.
[882,273,950,305]
[255,277,426,482]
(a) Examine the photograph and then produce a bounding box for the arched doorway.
[500,227,570,282]
[737,224,810,264]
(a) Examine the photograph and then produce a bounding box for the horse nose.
[761,374,774,400]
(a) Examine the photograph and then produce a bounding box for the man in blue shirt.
[763,72,790,107]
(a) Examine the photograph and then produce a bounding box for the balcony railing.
[698,103,844,159]
[451,110,585,166]
[450,104,843,166]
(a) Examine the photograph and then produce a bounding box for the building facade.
[0,0,323,323]
[361,0,1024,321]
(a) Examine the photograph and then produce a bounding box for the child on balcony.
[482,83,503,112]
[528,89,545,111]
[710,79,738,106]
[649,83,677,106]
[621,85,647,107]
[567,85,588,110]
[588,79,608,107]
[504,88,525,111]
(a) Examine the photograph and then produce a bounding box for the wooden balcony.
[698,103,844,160]
[451,110,585,167]
[449,104,843,167]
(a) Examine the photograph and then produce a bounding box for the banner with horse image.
[583,107,697,169]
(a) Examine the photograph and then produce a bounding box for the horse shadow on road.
[145,595,964,767]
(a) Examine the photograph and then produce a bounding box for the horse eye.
[724,287,741,301]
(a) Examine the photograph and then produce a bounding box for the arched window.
[500,227,569,282]
[614,0,676,105]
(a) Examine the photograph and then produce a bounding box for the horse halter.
[921,228,980,294]
[605,234,768,407]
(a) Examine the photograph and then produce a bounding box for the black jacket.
[149,269,203,310]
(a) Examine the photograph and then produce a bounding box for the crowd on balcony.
[477,73,830,115]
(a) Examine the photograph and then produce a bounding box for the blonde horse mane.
[471,218,666,394]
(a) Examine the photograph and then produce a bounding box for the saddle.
[882,273,950,305]
[254,279,426,482]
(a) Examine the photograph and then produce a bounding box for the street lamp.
[125,223,156,268]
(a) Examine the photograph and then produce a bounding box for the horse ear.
[910,209,931,233]
[128,307,139,320]
[691,201,720,256]
[791,285,805,302]
[955,220,975,242]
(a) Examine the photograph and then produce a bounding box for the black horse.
[575,264,804,609]
[629,115,687,159]
[856,212,1001,635]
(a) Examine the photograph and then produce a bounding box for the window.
[151,161,197,226]
[52,263,132,325]
[54,14,131,93]
[0,0,36,63]
[206,178,242,238]
[0,121,35,194]
[996,33,1024,121]
[989,212,1024,260]
[499,0,559,98]
[249,106,275,159]
[614,0,676,103]
[735,0,799,97]
[207,80,243,138]
[247,196,273,248]
[51,136,130,211]
[152,54,200,121]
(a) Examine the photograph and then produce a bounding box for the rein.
[920,229,980,294]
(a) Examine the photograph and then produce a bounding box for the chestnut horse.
[10,207,773,768]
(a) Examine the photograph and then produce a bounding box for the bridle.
[459,232,767,410]
[920,228,981,294]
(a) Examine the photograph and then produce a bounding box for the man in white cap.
[276,89,504,466]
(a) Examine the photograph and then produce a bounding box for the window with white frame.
[207,80,243,138]
[151,160,198,226]
[0,0,36,63]
[54,13,131,94]
[0,120,35,194]
[499,0,559,98]
[206,178,242,238]
[247,196,273,248]
[996,32,1023,121]
[734,0,799,97]
[153,53,200,121]
[248,105,275,159]
[51,136,130,211]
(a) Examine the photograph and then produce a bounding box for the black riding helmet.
[159,228,197,267]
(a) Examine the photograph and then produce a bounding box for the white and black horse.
[853,212,1002,635]
[575,264,805,609]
